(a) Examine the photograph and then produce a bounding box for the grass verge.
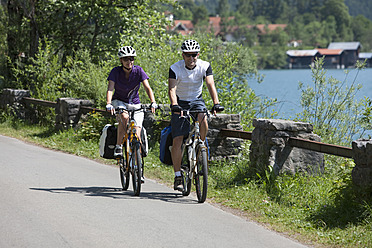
[1,119,371,248]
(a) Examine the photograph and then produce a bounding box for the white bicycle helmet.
[118,46,137,58]
[181,40,200,53]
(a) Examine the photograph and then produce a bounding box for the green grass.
[1,118,372,248]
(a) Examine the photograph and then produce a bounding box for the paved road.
[0,135,308,248]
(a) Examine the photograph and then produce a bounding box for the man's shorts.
[171,98,207,138]
[112,99,144,127]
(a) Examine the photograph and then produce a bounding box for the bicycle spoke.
[132,142,142,196]
[195,144,208,203]
[119,157,129,190]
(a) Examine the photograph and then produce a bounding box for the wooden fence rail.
[220,128,353,159]
[23,97,57,108]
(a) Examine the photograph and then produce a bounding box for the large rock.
[55,98,93,129]
[352,139,372,187]
[0,89,31,120]
[249,119,324,175]
[207,114,244,160]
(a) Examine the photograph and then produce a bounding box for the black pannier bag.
[99,124,117,159]
[159,125,173,165]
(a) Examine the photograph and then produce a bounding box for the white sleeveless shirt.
[170,59,210,101]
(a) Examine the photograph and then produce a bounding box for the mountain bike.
[179,109,210,203]
[116,106,147,196]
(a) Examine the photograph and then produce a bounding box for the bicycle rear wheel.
[119,155,130,190]
[181,146,191,196]
[131,142,142,196]
[194,144,208,203]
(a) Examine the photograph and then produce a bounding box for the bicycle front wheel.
[119,156,130,190]
[131,142,142,196]
[181,147,191,196]
[194,144,208,203]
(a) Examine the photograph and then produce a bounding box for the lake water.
[248,68,372,119]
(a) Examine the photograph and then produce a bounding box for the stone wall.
[55,98,94,129]
[0,89,31,120]
[207,114,244,160]
[249,118,324,175]
[352,139,372,187]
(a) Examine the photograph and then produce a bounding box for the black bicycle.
[179,109,210,203]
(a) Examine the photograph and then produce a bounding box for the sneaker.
[141,176,145,184]
[174,176,184,191]
[114,145,123,157]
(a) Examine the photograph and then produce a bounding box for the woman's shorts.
[112,100,144,127]
[171,98,207,138]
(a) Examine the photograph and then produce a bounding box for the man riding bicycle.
[168,39,224,191]
[106,46,157,158]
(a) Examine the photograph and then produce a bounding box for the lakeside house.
[168,16,287,43]
[317,49,344,69]
[328,42,361,68]
[358,53,372,67]
[287,42,363,69]
[286,50,319,69]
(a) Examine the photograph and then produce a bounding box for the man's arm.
[168,78,178,106]
[205,75,219,105]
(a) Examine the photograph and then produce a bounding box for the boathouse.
[317,49,345,69]
[327,42,361,68]
[286,50,319,69]
[358,53,372,68]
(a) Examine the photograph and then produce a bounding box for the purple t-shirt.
[107,65,149,104]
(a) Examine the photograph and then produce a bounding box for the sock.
[175,171,181,177]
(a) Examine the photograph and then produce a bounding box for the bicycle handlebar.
[115,104,156,114]
[178,109,210,120]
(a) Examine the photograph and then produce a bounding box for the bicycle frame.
[179,109,210,203]
[116,108,141,165]
[183,116,206,177]
[116,106,144,196]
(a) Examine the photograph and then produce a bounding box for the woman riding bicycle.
[168,39,224,191]
[106,46,157,158]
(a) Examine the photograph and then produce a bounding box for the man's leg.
[198,112,208,141]
[172,135,184,191]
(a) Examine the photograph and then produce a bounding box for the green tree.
[320,16,338,46]
[4,0,175,89]
[6,0,174,64]
[321,0,352,40]
[193,5,209,25]
[172,6,193,20]
[0,4,7,85]
[173,0,195,20]
[217,0,230,17]
[236,0,253,21]
[352,15,372,51]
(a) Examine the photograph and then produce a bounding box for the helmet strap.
[122,65,132,71]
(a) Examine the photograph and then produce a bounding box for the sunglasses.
[122,57,135,61]
[184,53,198,58]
